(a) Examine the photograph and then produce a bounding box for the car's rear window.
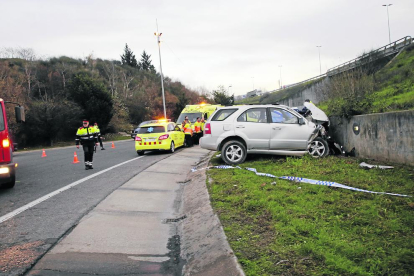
[137,126,165,134]
[0,105,5,131]
[211,109,238,121]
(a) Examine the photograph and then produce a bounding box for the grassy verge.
[19,133,131,151]
[207,154,414,275]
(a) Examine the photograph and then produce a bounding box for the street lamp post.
[228,85,232,94]
[382,4,393,44]
[154,20,166,119]
[316,46,322,75]
[278,65,282,89]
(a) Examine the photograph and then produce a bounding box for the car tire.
[137,150,145,156]
[308,137,329,158]
[170,141,175,153]
[2,175,15,189]
[221,140,247,165]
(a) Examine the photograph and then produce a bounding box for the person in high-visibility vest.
[76,119,98,170]
[182,121,193,147]
[200,118,205,138]
[94,122,105,150]
[193,117,202,145]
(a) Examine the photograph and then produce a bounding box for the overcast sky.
[1,0,413,95]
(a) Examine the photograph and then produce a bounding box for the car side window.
[168,124,175,132]
[237,108,267,123]
[270,108,298,124]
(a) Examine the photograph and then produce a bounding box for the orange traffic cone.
[41,149,47,157]
[72,152,80,164]
[111,142,115,149]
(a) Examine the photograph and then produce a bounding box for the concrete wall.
[329,110,414,165]
[278,77,329,107]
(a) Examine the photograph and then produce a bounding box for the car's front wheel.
[170,141,175,153]
[1,175,15,189]
[308,137,329,158]
[221,140,247,165]
[137,150,145,156]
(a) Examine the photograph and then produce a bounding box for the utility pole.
[154,19,166,119]
[316,46,322,75]
[278,65,282,89]
[382,4,392,44]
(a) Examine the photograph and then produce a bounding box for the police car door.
[269,108,309,150]
[235,108,271,150]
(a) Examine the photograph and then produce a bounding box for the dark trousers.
[82,144,95,164]
[97,136,104,148]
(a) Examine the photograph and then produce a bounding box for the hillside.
[0,50,207,147]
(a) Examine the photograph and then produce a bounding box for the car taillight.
[2,138,10,148]
[204,123,211,135]
[135,136,142,141]
[159,134,169,140]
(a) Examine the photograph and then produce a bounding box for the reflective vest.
[194,121,202,133]
[201,122,205,131]
[76,126,97,145]
[183,123,193,136]
[94,126,102,137]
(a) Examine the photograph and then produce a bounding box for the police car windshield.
[177,113,202,124]
[137,126,166,134]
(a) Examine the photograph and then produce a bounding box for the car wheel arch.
[218,136,247,152]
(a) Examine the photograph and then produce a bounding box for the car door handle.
[236,125,245,129]
[273,127,281,130]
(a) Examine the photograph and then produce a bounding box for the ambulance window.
[167,124,175,132]
[212,109,238,121]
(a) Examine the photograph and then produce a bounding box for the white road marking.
[0,156,143,224]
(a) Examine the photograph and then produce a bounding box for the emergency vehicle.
[135,119,185,156]
[176,104,222,126]
[0,98,25,188]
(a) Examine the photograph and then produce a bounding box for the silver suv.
[200,104,323,165]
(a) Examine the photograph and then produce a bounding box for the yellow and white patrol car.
[134,119,185,156]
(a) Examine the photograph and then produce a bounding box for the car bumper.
[200,135,218,151]
[135,140,171,151]
[0,163,16,184]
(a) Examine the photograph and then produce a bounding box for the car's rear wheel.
[221,140,247,165]
[137,150,145,156]
[308,137,329,158]
[170,141,175,153]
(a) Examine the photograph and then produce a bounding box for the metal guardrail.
[326,36,412,76]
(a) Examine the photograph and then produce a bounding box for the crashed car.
[200,104,326,165]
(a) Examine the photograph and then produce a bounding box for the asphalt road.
[0,139,179,275]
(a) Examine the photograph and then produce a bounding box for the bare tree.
[102,61,119,97]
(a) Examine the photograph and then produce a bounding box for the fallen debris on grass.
[359,162,394,170]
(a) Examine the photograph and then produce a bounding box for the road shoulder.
[179,152,245,276]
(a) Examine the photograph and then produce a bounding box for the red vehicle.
[0,98,24,188]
